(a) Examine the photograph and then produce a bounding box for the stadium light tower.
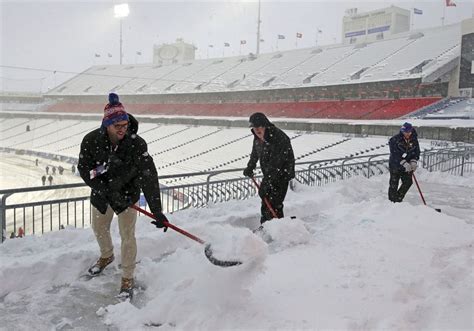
[114,3,129,65]
[256,0,261,55]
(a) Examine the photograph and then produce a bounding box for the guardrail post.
[206,174,213,205]
[0,194,12,243]
[367,155,377,178]
[423,151,430,172]
[308,164,315,185]
[341,159,348,180]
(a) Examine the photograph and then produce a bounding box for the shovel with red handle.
[131,205,242,267]
[250,176,296,220]
[250,177,279,219]
[412,174,441,213]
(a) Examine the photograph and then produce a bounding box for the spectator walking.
[71,164,76,174]
[41,175,46,186]
[52,166,57,175]
[48,175,53,185]
[78,93,168,299]
[58,165,64,175]
[46,166,49,174]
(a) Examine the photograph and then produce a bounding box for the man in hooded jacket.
[388,122,420,202]
[243,112,295,226]
[78,93,168,298]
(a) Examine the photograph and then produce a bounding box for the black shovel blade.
[435,208,441,213]
[204,244,242,267]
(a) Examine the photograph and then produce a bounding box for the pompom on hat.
[102,93,128,127]
[400,122,414,133]
[108,92,120,105]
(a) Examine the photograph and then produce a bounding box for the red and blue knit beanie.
[102,93,129,127]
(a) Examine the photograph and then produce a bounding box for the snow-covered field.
[1,169,472,330]
[0,153,81,190]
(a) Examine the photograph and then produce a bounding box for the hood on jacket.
[249,112,272,128]
[396,127,418,140]
[127,113,139,135]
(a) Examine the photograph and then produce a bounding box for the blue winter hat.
[400,122,413,133]
[108,92,120,105]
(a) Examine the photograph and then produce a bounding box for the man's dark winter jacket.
[247,122,295,183]
[78,114,162,215]
[388,129,420,171]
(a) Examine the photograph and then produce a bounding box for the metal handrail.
[1,146,472,242]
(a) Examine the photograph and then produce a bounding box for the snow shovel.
[250,177,279,219]
[131,205,242,267]
[412,174,441,213]
[250,177,296,220]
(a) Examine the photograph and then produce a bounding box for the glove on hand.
[243,167,254,178]
[400,160,412,173]
[151,212,168,232]
[409,160,418,172]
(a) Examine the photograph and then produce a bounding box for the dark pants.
[259,178,289,224]
[388,169,413,202]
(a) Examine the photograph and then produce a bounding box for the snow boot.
[87,255,114,277]
[118,277,134,300]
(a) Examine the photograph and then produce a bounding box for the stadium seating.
[408,97,473,119]
[39,22,458,121]
[44,97,442,120]
[363,97,441,119]
[45,24,459,96]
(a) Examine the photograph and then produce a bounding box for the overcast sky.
[1,0,472,92]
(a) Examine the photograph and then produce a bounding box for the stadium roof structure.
[46,23,460,97]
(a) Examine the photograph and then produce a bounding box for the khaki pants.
[91,205,137,279]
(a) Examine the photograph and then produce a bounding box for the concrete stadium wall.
[1,112,472,144]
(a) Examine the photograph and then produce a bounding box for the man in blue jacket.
[388,122,420,202]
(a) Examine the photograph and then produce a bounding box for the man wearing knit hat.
[78,93,168,299]
[388,122,420,202]
[243,112,295,229]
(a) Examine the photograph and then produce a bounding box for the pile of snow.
[1,169,473,330]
